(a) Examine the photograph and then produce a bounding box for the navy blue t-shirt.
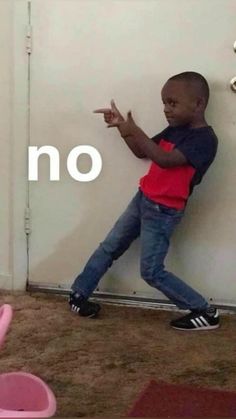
[139,125,218,209]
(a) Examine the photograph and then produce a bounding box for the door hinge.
[24,207,31,235]
[26,24,32,55]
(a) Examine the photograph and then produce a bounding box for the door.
[28,0,236,306]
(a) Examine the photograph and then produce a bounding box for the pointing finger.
[93,108,112,114]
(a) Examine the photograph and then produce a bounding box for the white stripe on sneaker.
[191,316,210,328]
[214,310,219,318]
[191,319,199,328]
[71,304,80,313]
[195,318,203,327]
[199,316,209,326]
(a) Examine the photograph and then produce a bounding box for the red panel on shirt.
[139,139,196,210]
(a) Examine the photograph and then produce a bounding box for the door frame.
[11,0,29,290]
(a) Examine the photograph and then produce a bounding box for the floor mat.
[127,380,236,417]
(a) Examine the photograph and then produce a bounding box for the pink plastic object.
[0,372,56,417]
[0,304,13,348]
[0,304,57,417]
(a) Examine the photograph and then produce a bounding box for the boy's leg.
[69,191,142,316]
[140,196,219,330]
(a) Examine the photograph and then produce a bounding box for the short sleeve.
[151,127,170,143]
[176,131,218,170]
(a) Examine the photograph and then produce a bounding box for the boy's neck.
[189,116,208,129]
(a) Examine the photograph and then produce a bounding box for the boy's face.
[161,80,200,127]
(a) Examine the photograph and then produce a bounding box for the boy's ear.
[196,96,206,110]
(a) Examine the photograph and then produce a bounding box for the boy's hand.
[94,100,124,126]
[111,111,137,138]
[94,100,138,138]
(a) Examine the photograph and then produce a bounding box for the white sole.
[171,324,220,331]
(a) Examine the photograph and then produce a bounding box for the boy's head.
[161,71,210,127]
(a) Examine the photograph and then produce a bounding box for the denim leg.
[140,197,208,311]
[71,191,142,298]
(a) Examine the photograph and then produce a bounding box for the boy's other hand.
[111,111,137,138]
[94,100,124,126]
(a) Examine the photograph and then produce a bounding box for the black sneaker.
[69,292,101,318]
[170,307,220,331]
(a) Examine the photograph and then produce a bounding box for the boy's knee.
[140,263,164,286]
[99,240,124,261]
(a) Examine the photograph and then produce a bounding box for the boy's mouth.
[165,114,174,121]
[166,116,175,124]
[166,117,181,127]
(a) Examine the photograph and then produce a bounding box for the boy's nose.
[164,104,170,114]
[164,109,172,118]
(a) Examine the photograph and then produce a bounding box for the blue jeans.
[71,190,208,310]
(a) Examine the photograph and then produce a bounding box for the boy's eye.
[162,100,178,107]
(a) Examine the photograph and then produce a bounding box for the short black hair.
[168,71,210,105]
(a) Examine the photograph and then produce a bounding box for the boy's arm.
[94,100,187,167]
[119,126,169,158]
[113,112,187,168]
[117,127,147,158]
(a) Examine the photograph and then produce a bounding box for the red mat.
[127,380,236,417]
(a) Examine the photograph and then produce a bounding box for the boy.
[69,71,219,331]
